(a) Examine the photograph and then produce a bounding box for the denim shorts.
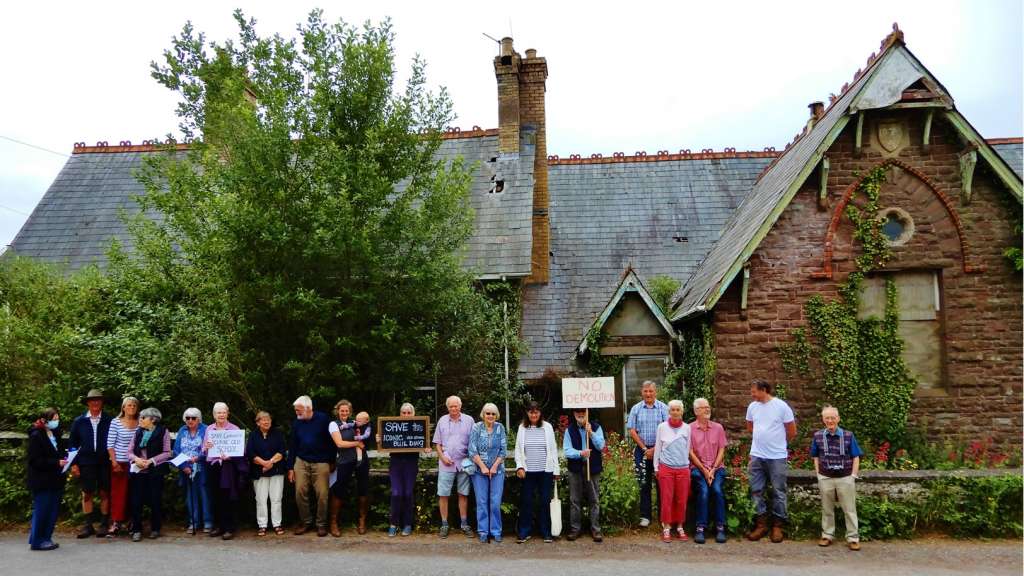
[437,470,471,496]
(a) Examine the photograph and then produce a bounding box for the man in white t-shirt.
[744,379,796,543]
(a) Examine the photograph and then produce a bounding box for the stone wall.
[709,109,1023,447]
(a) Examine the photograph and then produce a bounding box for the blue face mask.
[46,420,60,430]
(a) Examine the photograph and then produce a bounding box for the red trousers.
[109,464,130,522]
[657,464,691,526]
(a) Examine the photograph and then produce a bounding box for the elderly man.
[689,397,728,544]
[745,379,796,543]
[811,405,863,551]
[68,388,113,538]
[626,380,669,527]
[432,395,475,538]
[287,395,334,536]
[563,407,605,542]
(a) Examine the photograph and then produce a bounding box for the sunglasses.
[484,412,497,416]
[185,416,199,420]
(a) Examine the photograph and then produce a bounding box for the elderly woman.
[328,400,373,536]
[248,411,286,536]
[27,408,68,551]
[128,407,172,541]
[105,396,139,538]
[514,401,560,543]
[204,402,247,540]
[384,403,430,537]
[173,407,212,535]
[469,402,507,543]
[653,399,692,543]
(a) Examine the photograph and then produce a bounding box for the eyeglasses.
[484,412,497,416]
[185,416,198,420]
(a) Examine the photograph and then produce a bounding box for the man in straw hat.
[68,389,113,538]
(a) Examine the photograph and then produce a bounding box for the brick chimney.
[495,37,550,284]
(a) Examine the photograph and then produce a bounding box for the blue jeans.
[471,471,505,537]
[518,471,553,539]
[749,457,788,520]
[633,446,659,520]
[690,467,727,529]
[184,469,213,529]
[29,489,61,548]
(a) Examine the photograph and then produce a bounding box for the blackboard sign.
[377,416,431,453]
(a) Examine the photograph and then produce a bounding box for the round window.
[877,207,914,246]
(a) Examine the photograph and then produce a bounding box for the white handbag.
[550,477,563,537]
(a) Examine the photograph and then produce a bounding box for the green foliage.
[923,474,1023,537]
[667,320,716,419]
[583,328,625,378]
[647,274,681,315]
[597,432,640,530]
[777,166,915,446]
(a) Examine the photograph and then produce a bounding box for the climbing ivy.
[662,320,716,419]
[778,166,916,445]
[583,327,626,378]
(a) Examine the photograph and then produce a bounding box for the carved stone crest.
[877,120,904,153]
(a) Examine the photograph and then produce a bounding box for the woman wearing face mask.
[128,408,172,542]
[468,402,507,543]
[27,407,68,551]
[653,399,692,543]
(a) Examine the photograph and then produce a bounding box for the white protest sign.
[562,377,617,408]
[207,429,246,458]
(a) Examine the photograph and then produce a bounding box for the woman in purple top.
[204,402,247,540]
[128,407,172,542]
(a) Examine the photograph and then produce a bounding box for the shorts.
[437,470,471,497]
[77,462,111,493]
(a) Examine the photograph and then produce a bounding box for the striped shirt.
[522,426,547,472]
[106,418,138,463]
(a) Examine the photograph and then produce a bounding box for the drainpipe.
[503,300,510,426]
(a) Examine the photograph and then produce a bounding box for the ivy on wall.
[661,320,716,419]
[583,327,626,378]
[778,166,916,445]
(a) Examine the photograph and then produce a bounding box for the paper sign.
[207,429,246,458]
[169,453,191,468]
[562,377,617,408]
[62,449,79,474]
[377,416,430,453]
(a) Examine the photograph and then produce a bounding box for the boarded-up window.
[859,271,943,389]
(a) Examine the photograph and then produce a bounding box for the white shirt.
[745,397,795,459]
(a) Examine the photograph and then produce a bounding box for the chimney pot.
[525,48,537,59]
[500,37,514,57]
[808,101,825,120]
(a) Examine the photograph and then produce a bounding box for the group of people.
[26,380,863,552]
[626,379,862,550]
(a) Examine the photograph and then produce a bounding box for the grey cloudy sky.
[2,0,1021,248]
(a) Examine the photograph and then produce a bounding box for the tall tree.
[122,10,498,419]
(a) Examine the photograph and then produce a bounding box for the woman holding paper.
[469,402,507,543]
[513,401,560,543]
[173,407,212,534]
[105,396,139,538]
[248,411,286,536]
[653,399,692,543]
[26,407,68,551]
[204,402,247,540]
[128,408,172,541]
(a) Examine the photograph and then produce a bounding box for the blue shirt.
[809,427,863,458]
[563,423,605,460]
[626,400,669,446]
[468,422,507,468]
[288,411,334,469]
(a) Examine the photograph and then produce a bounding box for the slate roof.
[518,155,773,379]
[9,134,535,278]
[992,141,1023,179]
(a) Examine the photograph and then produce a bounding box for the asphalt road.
[2,529,1020,576]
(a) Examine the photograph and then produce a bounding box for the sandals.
[257,528,267,537]
[274,526,285,536]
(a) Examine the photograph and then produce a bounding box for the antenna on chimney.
[482,32,501,54]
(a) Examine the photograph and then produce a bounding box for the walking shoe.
[439,523,450,538]
[675,528,689,542]
[746,514,769,541]
[462,524,474,538]
[661,528,672,543]
[31,541,59,551]
[293,524,311,535]
[493,535,502,543]
[148,531,160,539]
[208,529,224,538]
[221,531,234,540]
[543,536,554,543]
[388,526,399,537]
[186,525,196,535]
[694,527,706,544]
[769,517,785,543]
[516,535,530,544]
[96,518,110,538]
[565,530,580,541]
[131,532,142,542]
[592,530,603,543]
[819,537,833,547]
[401,526,412,537]
[479,534,488,543]
[76,523,95,539]
[848,541,861,551]
[317,526,328,537]
[715,526,727,544]
[639,517,651,528]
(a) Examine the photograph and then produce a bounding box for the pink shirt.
[690,419,727,471]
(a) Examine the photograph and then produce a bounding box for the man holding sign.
[561,377,615,542]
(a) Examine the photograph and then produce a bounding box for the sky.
[1,0,1021,248]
